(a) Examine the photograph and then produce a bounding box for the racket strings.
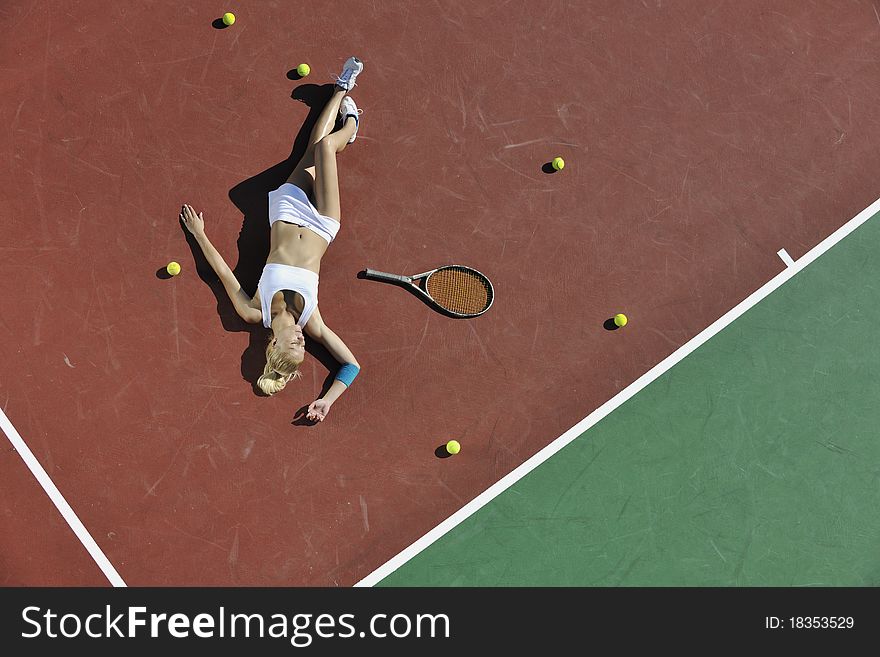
[425,268,492,315]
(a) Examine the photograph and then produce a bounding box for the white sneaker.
[335,56,363,91]
[338,96,363,144]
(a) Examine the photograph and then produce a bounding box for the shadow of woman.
[183,83,342,396]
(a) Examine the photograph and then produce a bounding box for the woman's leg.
[285,87,349,195]
[313,117,357,221]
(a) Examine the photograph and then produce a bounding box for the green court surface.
[379,213,880,587]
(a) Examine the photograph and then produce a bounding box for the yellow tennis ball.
[614,313,627,327]
[166,261,181,276]
[552,156,565,170]
[446,440,461,455]
[222,12,235,26]
[296,63,311,77]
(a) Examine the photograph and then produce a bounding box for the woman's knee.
[317,134,347,158]
[315,136,335,155]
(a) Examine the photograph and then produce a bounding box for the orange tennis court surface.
[3,1,880,585]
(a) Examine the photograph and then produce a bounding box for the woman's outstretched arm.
[180,204,261,324]
[304,306,359,422]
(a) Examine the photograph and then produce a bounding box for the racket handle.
[363,269,412,284]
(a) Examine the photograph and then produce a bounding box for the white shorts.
[268,183,340,244]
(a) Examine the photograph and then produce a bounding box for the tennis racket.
[362,265,495,318]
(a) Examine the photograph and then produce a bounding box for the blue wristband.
[335,363,360,387]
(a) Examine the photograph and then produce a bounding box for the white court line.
[0,407,126,586]
[356,196,880,587]
[777,248,795,267]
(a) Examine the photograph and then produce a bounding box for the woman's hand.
[180,204,205,237]
[307,399,332,422]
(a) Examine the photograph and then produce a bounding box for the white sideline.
[0,407,126,586]
[355,197,880,587]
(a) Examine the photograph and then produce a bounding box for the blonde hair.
[257,335,304,395]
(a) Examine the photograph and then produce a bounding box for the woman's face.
[273,323,306,362]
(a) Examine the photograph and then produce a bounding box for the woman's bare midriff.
[266,221,329,274]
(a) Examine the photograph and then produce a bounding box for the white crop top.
[257,263,319,329]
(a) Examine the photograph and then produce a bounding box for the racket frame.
[362,265,494,318]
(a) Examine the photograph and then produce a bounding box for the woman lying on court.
[180,57,365,422]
